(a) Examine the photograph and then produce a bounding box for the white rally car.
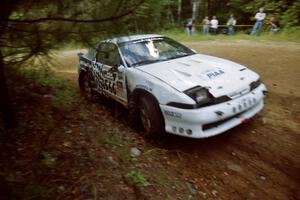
[78,34,267,138]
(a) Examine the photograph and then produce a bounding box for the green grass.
[126,170,150,187]
[104,129,125,147]
[20,67,79,109]
[160,27,300,43]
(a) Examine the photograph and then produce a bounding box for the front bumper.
[160,84,267,138]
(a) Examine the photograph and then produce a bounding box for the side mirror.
[112,57,121,69]
[112,64,124,72]
[117,65,125,73]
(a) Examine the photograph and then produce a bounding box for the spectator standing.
[202,16,210,35]
[186,18,195,35]
[269,17,279,34]
[251,8,266,36]
[210,16,218,35]
[191,19,196,34]
[227,14,237,35]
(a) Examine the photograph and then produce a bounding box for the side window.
[96,43,121,66]
[86,48,96,60]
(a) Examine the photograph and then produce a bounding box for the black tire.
[138,95,164,135]
[79,72,95,101]
[128,96,142,130]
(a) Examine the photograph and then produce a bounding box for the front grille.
[202,110,247,131]
[202,116,236,131]
[207,95,231,106]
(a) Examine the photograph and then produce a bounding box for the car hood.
[137,54,259,97]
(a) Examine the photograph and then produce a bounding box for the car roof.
[103,34,164,44]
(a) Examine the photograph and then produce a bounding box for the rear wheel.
[138,95,164,135]
[79,73,95,100]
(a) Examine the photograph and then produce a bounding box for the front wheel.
[139,95,164,135]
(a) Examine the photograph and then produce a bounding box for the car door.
[95,42,127,104]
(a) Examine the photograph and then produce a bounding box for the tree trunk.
[0,0,18,132]
[0,50,15,129]
[177,0,182,22]
[192,0,200,21]
[207,0,211,16]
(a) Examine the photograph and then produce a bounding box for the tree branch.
[1,0,145,24]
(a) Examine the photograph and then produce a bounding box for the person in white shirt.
[202,16,210,35]
[210,16,218,35]
[251,8,266,35]
[227,14,237,35]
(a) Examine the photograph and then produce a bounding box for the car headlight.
[184,86,212,106]
[250,78,261,91]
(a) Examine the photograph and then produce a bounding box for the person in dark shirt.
[269,17,280,34]
[186,18,195,35]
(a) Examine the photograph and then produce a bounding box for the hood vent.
[177,61,191,67]
[189,59,202,64]
[172,69,192,77]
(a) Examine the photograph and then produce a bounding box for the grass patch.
[160,27,300,42]
[126,170,150,187]
[19,67,79,109]
[104,129,125,147]
[144,148,168,156]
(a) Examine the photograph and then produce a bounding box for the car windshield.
[119,37,195,67]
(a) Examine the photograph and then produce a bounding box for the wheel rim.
[140,107,151,132]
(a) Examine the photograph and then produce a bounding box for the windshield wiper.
[169,53,190,60]
[132,60,158,67]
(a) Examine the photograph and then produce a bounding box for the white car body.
[78,34,267,138]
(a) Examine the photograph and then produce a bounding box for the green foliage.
[119,0,176,33]
[104,129,124,147]
[20,67,78,109]
[281,1,300,28]
[127,170,150,187]
[2,0,180,67]
[8,11,24,19]
[228,0,300,28]
[2,0,300,73]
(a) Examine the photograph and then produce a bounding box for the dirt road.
[47,40,300,199]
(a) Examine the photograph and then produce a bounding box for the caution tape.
[195,24,253,28]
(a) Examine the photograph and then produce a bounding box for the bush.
[20,67,78,109]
